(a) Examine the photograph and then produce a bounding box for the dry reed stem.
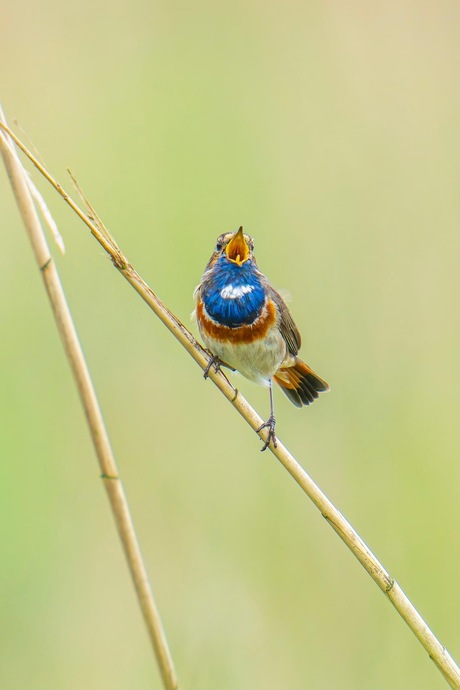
[1,120,459,690]
[0,116,178,690]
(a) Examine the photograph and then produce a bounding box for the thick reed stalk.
[0,117,178,690]
[1,120,459,690]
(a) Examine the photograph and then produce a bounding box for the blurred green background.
[1,2,459,689]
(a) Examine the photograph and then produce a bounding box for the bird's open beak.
[225,226,249,266]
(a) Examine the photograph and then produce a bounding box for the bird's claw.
[203,355,223,379]
[203,354,236,379]
[256,415,277,451]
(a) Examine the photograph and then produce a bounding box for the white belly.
[201,326,286,386]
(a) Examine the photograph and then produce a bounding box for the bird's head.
[205,227,256,271]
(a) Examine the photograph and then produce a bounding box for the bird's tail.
[273,358,330,408]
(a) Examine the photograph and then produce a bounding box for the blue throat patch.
[202,258,266,327]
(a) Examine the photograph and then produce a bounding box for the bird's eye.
[215,242,223,252]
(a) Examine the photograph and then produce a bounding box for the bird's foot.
[203,355,222,379]
[256,414,277,452]
[204,355,227,379]
[203,354,236,379]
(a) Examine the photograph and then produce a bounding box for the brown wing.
[268,287,301,356]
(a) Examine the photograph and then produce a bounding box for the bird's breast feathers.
[195,296,277,345]
[194,256,288,382]
[196,296,285,384]
[199,259,266,328]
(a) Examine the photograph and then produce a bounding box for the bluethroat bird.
[194,227,330,451]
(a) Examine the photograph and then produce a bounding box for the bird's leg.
[256,379,277,451]
[203,354,235,379]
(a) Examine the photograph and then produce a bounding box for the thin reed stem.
[0,116,178,690]
[1,120,459,690]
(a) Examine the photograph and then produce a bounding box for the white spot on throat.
[220,284,255,300]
